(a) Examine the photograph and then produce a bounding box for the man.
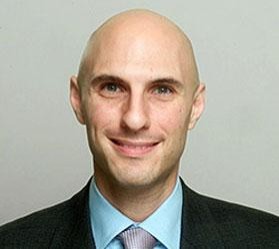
[0,9,278,249]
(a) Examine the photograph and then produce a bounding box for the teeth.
[122,144,149,149]
[111,139,157,150]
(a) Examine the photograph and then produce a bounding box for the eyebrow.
[151,77,183,88]
[90,74,126,85]
[89,74,183,88]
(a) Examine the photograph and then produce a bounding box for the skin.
[70,9,205,221]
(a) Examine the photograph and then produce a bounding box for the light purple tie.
[119,227,157,249]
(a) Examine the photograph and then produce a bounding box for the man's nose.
[121,93,151,132]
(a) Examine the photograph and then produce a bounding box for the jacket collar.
[49,178,96,249]
[180,179,224,248]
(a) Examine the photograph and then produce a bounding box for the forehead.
[82,16,196,86]
[98,42,184,80]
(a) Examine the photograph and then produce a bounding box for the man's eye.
[98,82,125,98]
[103,83,120,92]
[153,86,173,95]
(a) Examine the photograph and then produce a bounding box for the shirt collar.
[139,179,182,248]
[89,178,183,249]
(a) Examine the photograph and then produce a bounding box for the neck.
[95,174,178,222]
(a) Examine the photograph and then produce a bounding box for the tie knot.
[119,227,157,249]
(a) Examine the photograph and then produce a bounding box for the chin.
[107,162,154,186]
[114,176,157,190]
[113,165,168,190]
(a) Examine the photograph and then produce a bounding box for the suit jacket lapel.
[49,179,96,249]
[180,179,225,248]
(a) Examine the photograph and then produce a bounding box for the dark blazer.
[0,179,279,248]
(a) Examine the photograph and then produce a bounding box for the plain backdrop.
[0,0,278,225]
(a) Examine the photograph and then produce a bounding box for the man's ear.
[188,83,206,130]
[70,76,85,124]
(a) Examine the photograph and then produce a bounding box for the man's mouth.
[109,138,160,157]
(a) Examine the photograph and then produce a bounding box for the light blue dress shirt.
[89,178,183,249]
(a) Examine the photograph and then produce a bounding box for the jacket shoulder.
[0,185,88,248]
[202,192,278,223]
[183,183,279,246]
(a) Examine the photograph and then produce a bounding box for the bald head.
[77,9,199,90]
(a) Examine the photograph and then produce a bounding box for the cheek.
[85,100,120,130]
[152,104,190,133]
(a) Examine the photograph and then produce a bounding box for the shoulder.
[181,181,279,246]
[200,191,279,231]
[0,196,74,230]
[0,183,90,248]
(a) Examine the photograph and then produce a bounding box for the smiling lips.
[110,138,160,157]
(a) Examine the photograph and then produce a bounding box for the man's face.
[71,21,204,191]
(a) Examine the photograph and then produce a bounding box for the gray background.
[1,0,278,225]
